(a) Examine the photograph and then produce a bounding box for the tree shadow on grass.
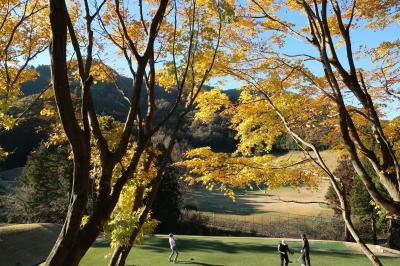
[93,236,364,258]
[175,260,226,266]
[92,236,400,266]
[139,236,380,259]
[92,240,110,248]
[125,261,226,266]
[139,236,276,254]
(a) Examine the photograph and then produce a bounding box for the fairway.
[80,235,400,266]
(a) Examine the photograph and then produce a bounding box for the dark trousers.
[302,251,311,266]
[280,254,289,266]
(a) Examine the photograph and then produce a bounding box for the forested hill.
[0,65,239,170]
[21,65,241,119]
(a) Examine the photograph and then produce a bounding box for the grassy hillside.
[81,235,400,266]
[183,150,339,219]
[0,223,61,266]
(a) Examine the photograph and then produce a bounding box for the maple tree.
[182,3,400,263]
[189,1,399,264]
[236,0,400,218]
[102,0,228,264]
[45,0,226,264]
[46,0,168,264]
[188,74,385,265]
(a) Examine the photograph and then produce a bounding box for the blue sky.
[31,4,399,118]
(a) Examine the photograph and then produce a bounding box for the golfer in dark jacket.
[301,234,311,266]
[278,240,293,266]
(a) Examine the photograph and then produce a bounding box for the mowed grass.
[0,223,61,266]
[80,235,400,266]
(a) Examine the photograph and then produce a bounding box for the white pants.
[169,246,179,262]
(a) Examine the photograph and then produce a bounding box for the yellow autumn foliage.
[194,88,230,122]
[105,150,159,248]
[177,147,319,200]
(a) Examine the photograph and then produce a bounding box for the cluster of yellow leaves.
[46,121,69,147]
[177,147,319,200]
[105,200,159,248]
[0,68,38,128]
[105,204,158,249]
[194,88,230,122]
[383,116,400,156]
[68,60,115,84]
[231,82,334,155]
[285,0,301,10]
[0,0,48,159]
[105,151,159,248]
[40,103,56,118]
[230,89,283,154]
[153,0,235,94]
[0,146,8,161]
[357,0,400,28]
[0,112,15,131]
[370,200,389,221]
[156,63,176,92]
[184,62,342,199]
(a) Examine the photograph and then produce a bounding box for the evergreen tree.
[357,160,400,250]
[326,156,399,248]
[151,165,182,233]
[350,176,378,244]
[325,155,354,241]
[7,143,72,223]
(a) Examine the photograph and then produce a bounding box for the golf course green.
[80,235,400,266]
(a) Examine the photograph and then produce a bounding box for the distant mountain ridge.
[0,65,239,170]
[22,65,240,119]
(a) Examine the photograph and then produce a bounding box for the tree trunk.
[264,92,384,266]
[371,213,377,245]
[108,224,141,266]
[116,247,130,266]
[344,223,353,242]
[109,246,124,266]
[301,0,400,218]
[45,0,171,264]
[109,246,131,266]
[109,227,140,266]
[109,190,157,266]
[47,213,105,265]
[342,210,382,266]
[46,1,92,264]
[109,176,164,266]
[387,218,400,250]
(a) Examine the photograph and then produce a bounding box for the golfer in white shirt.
[168,233,179,263]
